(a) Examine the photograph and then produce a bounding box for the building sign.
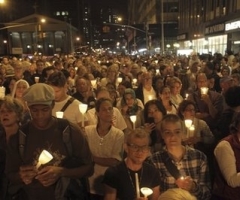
[205,23,225,34]
[225,20,240,31]
[12,48,23,55]
[177,34,187,40]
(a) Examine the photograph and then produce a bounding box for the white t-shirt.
[52,96,87,125]
[85,125,124,195]
[86,107,127,131]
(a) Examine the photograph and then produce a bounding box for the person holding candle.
[47,71,88,127]
[117,88,143,132]
[103,128,160,200]
[85,97,124,199]
[87,87,127,132]
[187,73,224,131]
[142,99,167,152]
[178,100,214,148]
[157,86,178,115]
[5,83,93,200]
[149,114,211,200]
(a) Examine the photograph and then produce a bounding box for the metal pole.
[146,22,149,52]
[161,0,165,54]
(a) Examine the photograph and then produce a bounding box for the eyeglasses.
[127,143,150,152]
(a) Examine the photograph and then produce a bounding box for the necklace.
[125,163,143,198]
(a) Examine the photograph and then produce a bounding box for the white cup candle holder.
[184,119,192,128]
[91,80,97,88]
[130,115,137,130]
[141,187,153,197]
[117,77,122,84]
[200,87,209,95]
[56,111,64,118]
[36,150,53,169]
[79,103,88,127]
[34,76,40,83]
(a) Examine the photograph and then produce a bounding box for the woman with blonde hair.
[166,76,183,107]
[100,64,119,87]
[11,79,31,124]
[0,96,24,199]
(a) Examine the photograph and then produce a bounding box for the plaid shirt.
[149,146,211,200]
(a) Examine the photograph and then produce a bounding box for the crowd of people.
[0,51,240,200]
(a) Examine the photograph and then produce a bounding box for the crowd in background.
[0,50,240,200]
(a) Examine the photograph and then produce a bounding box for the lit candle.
[148,95,153,101]
[185,93,189,99]
[141,187,153,197]
[200,87,208,95]
[117,77,122,83]
[34,76,39,83]
[56,111,64,118]
[91,80,97,88]
[130,115,137,130]
[79,103,88,127]
[75,67,78,71]
[189,125,195,137]
[180,176,185,180]
[156,69,160,74]
[36,150,53,169]
[184,119,192,128]
[132,78,137,84]
[135,173,140,198]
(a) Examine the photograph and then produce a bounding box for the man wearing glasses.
[103,128,160,200]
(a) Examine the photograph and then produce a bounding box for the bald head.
[196,73,208,89]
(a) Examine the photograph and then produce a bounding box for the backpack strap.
[161,151,181,179]
[60,97,75,112]
[18,119,73,162]
[57,118,72,156]
[18,123,29,161]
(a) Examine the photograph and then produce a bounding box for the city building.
[5,14,78,55]
[178,0,240,55]
[128,0,179,54]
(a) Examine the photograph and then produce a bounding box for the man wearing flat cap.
[5,83,93,199]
